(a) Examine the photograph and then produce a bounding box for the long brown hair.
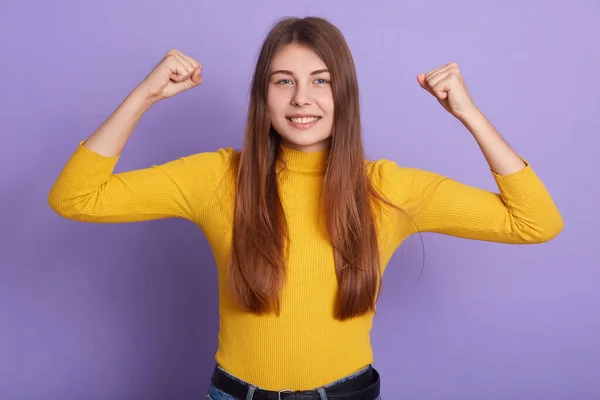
[228,16,400,320]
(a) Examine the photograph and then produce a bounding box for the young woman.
[48,16,563,400]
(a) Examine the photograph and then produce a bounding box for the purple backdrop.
[1,1,598,399]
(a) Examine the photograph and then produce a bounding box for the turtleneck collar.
[278,143,329,174]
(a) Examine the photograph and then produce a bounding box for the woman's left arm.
[418,61,527,176]
[389,62,566,243]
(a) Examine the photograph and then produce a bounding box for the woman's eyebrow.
[269,69,330,77]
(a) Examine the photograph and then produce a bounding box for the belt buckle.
[278,389,293,399]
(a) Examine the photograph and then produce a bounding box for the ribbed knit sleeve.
[374,159,563,244]
[48,141,235,224]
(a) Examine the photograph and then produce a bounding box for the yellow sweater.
[48,141,563,390]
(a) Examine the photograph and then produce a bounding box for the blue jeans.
[206,364,381,400]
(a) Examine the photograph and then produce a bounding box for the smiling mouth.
[285,116,321,130]
[286,116,322,124]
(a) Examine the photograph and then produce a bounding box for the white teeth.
[290,117,319,124]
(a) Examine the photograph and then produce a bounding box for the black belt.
[210,364,380,400]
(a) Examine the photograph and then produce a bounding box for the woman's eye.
[275,78,329,85]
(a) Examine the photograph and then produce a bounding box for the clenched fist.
[137,49,203,102]
[417,62,478,121]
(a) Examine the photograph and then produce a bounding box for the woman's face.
[267,43,334,152]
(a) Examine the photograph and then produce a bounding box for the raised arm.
[376,62,563,243]
[47,49,227,224]
[80,49,203,158]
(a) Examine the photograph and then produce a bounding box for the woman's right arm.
[47,49,226,224]
[81,48,203,158]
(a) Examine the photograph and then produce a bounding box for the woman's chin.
[280,136,331,152]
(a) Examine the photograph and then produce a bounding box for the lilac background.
[1,1,598,399]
